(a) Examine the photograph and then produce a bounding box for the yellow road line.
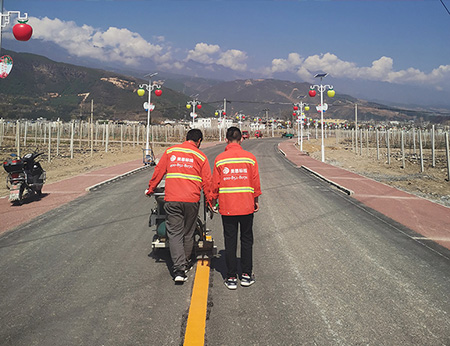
[184,258,211,346]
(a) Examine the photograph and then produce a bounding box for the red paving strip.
[0,141,221,236]
[0,158,150,235]
[279,139,450,251]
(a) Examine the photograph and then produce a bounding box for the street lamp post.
[137,72,162,165]
[293,100,310,151]
[186,97,202,128]
[215,108,226,142]
[236,112,245,130]
[309,73,335,162]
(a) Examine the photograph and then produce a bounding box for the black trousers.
[221,213,254,278]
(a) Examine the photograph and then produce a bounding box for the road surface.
[1,138,449,345]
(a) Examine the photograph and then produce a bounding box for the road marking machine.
[149,181,217,259]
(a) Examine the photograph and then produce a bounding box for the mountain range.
[1,49,449,125]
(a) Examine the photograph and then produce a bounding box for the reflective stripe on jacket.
[147,141,212,202]
[211,142,261,216]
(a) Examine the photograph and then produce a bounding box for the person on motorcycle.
[145,129,212,283]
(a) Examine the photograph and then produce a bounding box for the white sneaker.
[224,277,237,290]
[241,273,255,287]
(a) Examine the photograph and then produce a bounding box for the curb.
[279,144,353,196]
[300,165,354,196]
[85,164,151,192]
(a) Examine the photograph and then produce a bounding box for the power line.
[440,0,450,16]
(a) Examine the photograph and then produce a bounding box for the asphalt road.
[0,138,449,345]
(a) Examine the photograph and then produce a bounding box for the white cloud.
[7,16,449,89]
[25,16,166,66]
[186,43,220,64]
[186,42,247,71]
[266,52,450,88]
[216,49,247,71]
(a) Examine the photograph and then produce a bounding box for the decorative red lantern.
[309,89,316,97]
[223,111,226,116]
[293,106,298,111]
[197,104,202,109]
[292,112,296,116]
[13,21,33,41]
[154,89,162,97]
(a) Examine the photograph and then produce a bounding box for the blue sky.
[2,0,450,107]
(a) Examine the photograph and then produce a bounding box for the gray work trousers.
[164,201,199,272]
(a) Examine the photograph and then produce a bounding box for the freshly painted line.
[301,165,354,195]
[356,194,422,200]
[184,258,211,346]
[411,237,450,242]
[85,165,150,191]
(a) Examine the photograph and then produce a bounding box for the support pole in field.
[16,120,20,157]
[366,129,369,156]
[446,132,450,182]
[23,121,27,147]
[387,129,391,165]
[432,125,436,168]
[376,129,380,160]
[105,123,109,153]
[70,122,74,159]
[57,121,61,156]
[401,130,405,169]
[360,129,363,156]
[121,124,124,152]
[419,130,424,173]
[44,123,47,144]
[48,122,51,163]
[0,119,4,147]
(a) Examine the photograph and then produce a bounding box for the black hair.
[186,128,203,142]
[226,126,241,141]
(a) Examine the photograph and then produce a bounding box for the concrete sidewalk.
[279,139,450,251]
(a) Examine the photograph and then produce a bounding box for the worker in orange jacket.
[211,126,261,290]
[146,129,212,283]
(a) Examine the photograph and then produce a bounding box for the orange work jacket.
[211,142,261,216]
[147,141,212,203]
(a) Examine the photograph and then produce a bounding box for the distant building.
[191,117,212,129]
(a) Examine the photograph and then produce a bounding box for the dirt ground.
[2,137,449,208]
[0,144,165,198]
[301,137,450,208]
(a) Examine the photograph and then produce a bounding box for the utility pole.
[90,99,94,157]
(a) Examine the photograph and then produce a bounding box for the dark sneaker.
[224,277,237,290]
[185,260,195,274]
[174,270,188,283]
[241,273,255,287]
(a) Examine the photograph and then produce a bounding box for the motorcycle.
[3,151,46,205]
